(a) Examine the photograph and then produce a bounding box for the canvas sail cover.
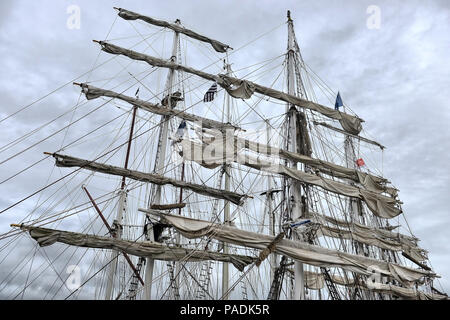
[219,76,256,99]
[179,139,402,219]
[97,42,363,135]
[115,8,231,53]
[144,211,436,287]
[17,225,255,271]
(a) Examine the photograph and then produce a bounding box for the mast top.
[287,10,293,22]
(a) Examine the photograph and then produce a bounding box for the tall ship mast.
[0,8,447,300]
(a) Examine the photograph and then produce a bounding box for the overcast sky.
[0,0,449,298]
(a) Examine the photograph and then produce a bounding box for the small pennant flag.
[356,158,365,167]
[203,82,218,102]
[135,87,140,98]
[175,120,187,139]
[335,91,343,111]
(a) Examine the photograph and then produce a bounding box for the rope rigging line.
[0,21,167,126]
[0,63,251,218]
[1,120,140,297]
[0,18,290,302]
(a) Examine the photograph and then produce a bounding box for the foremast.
[105,105,138,300]
[143,19,182,300]
[222,61,233,300]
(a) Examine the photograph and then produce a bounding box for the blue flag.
[175,120,187,139]
[335,92,343,110]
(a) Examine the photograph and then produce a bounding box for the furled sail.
[182,133,394,195]
[309,212,418,244]
[95,41,363,135]
[367,282,448,300]
[142,210,437,287]
[247,157,401,219]
[219,74,364,135]
[14,225,255,271]
[51,153,246,205]
[114,8,231,53]
[304,211,425,259]
[235,137,396,196]
[78,84,238,130]
[178,139,402,219]
[298,271,447,300]
[304,212,427,261]
[314,121,385,150]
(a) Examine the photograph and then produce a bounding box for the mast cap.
[287,10,293,22]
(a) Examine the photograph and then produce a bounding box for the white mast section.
[286,11,305,300]
[265,120,277,284]
[105,104,138,299]
[144,20,181,300]
[222,61,232,300]
[104,191,126,299]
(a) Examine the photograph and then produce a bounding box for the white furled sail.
[95,41,364,135]
[114,7,232,53]
[14,224,255,271]
[52,153,247,206]
[298,271,447,300]
[78,83,239,130]
[142,210,437,287]
[178,138,402,219]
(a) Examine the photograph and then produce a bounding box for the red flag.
[356,158,365,167]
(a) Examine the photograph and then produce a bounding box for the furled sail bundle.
[303,211,426,261]
[95,41,364,135]
[14,225,255,271]
[51,153,246,205]
[234,136,396,196]
[114,7,232,53]
[142,210,437,287]
[178,138,402,219]
[179,132,395,195]
[298,271,447,300]
[218,74,364,135]
[305,215,427,262]
[78,83,239,130]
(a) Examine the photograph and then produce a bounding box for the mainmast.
[143,20,181,300]
[285,10,306,300]
[222,61,232,300]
